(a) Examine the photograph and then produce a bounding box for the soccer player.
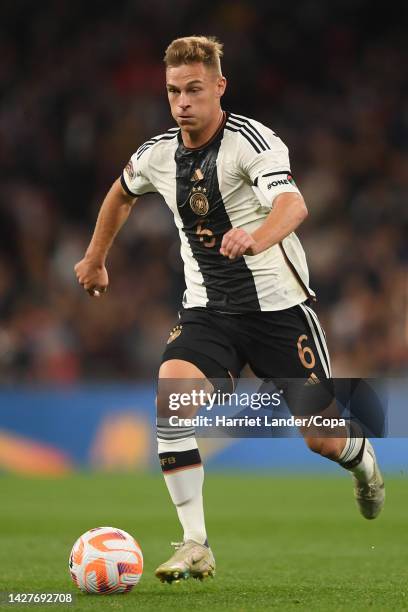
[75,36,385,583]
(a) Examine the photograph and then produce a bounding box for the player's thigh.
[157,358,212,419]
[247,302,331,379]
[248,302,334,416]
[157,309,242,418]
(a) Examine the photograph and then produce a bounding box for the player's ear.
[216,75,227,98]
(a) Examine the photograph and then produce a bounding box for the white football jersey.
[121,112,315,313]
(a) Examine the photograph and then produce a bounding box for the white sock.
[166,465,206,544]
[339,435,374,483]
[158,438,207,545]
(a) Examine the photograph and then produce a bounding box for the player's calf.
[305,425,385,519]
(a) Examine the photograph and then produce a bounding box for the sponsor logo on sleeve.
[267,178,289,189]
[266,174,297,190]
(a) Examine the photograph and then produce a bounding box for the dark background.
[0,0,407,383]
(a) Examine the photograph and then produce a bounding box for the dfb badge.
[189,186,209,216]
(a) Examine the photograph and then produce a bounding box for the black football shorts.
[161,302,333,416]
[161,302,331,383]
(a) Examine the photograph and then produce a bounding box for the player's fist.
[74,257,109,298]
[220,228,257,259]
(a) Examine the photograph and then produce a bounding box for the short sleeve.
[234,118,301,208]
[120,148,157,197]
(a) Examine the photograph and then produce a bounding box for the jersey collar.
[177,111,227,152]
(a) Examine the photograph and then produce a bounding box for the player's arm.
[220,192,307,259]
[222,123,308,259]
[74,179,137,297]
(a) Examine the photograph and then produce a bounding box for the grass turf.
[0,472,407,611]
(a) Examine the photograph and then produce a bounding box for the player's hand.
[220,228,257,259]
[74,257,109,298]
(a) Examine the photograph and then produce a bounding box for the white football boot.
[353,439,385,519]
[155,540,215,583]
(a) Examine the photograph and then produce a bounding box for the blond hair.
[164,36,223,75]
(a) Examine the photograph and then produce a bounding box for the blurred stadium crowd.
[0,0,407,383]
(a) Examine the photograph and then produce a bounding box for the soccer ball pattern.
[69,526,143,594]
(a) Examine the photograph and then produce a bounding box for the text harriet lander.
[169,415,347,429]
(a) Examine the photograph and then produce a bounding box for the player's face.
[166,63,226,134]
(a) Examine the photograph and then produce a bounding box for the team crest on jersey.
[189,186,209,216]
[167,324,183,344]
[125,159,135,179]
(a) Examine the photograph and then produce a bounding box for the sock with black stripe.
[158,437,207,546]
[338,429,374,483]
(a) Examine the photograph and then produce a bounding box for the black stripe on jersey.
[137,132,178,159]
[253,170,291,186]
[136,129,179,159]
[229,117,271,150]
[279,242,315,302]
[225,125,262,153]
[226,118,270,154]
[262,170,291,177]
[230,113,277,144]
[136,133,176,159]
[228,114,271,151]
[175,129,261,312]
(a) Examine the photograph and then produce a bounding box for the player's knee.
[305,437,324,455]
[305,437,342,460]
[157,359,211,417]
[159,358,206,379]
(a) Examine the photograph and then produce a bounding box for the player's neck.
[181,110,225,150]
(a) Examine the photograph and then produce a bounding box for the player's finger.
[220,235,230,251]
[226,230,245,249]
[219,236,229,255]
[87,284,108,297]
[221,230,247,257]
[220,237,235,257]
[221,228,237,247]
[228,242,244,259]
[87,287,102,298]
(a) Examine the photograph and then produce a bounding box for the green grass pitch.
[0,472,407,611]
